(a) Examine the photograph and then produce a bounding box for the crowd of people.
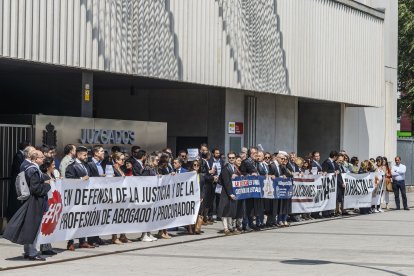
[3,141,409,261]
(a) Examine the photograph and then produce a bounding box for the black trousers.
[393,180,408,209]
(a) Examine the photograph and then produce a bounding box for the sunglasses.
[228,157,236,160]
[193,164,200,167]
[265,156,271,159]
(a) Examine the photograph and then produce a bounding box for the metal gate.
[0,124,33,221]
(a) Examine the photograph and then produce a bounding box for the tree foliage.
[399,0,414,116]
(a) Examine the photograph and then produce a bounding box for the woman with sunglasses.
[189,160,206,234]
[111,152,132,244]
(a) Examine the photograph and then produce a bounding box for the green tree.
[399,0,414,119]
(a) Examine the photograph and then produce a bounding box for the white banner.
[343,173,375,209]
[35,172,200,246]
[371,173,384,206]
[291,174,337,213]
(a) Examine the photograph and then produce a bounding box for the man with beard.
[65,146,95,251]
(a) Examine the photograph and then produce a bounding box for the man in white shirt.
[391,156,409,210]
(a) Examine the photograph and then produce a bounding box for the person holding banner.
[87,145,107,247]
[217,151,241,235]
[311,151,323,174]
[157,154,173,239]
[190,160,206,235]
[276,153,292,227]
[141,154,160,242]
[254,151,268,228]
[240,147,260,231]
[321,151,339,218]
[65,146,95,251]
[111,152,132,244]
[335,154,348,216]
[392,156,409,210]
[3,150,51,261]
[268,153,282,225]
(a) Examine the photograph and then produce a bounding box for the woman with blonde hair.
[140,153,159,242]
[359,160,371,215]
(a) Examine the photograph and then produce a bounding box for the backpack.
[15,165,37,201]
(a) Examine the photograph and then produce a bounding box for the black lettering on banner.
[111,208,152,224]
[186,181,194,196]
[58,208,102,230]
[345,178,370,196]
[101,209,113,225]
[64,189,73,206]
[129,187,140,203]
[154,201,196,221]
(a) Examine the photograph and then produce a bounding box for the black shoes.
[404,208,410,211]
[26,255,46,261]
[41,250,57,256]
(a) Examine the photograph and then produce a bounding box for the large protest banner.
[343,173,375,209]
[35,172,199,246]
[291,174,337,213]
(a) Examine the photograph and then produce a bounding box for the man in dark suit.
[287,152,300,173]
[65,146,95,251]
[321,150,339,218]
[127,146,145,176]
[173,158,188,173]
[208,148,225,221]
[255,151,269,228]
[87,145,106,246]
[199,143,215,224]
[240,147,259,231]
[88,145,106,177]
[6,141,32,221]
[311,151,323,174]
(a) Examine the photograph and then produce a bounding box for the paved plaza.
[1,194,413,276]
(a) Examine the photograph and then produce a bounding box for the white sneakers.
[141,232,158,242]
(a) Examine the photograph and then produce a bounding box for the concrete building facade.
[0,0,397,160]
